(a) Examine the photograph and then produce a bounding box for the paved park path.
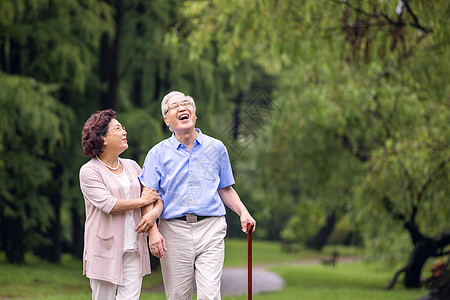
[221,266,285,296]
[221,256,360,296]
[145,256,360,296]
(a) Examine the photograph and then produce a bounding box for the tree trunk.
[35,163,63,263]
[4,216,25,264]
[132,3,145,109]
[71,206,84,259]
[387,231,450,289]
[99,0,123,110]
[305,210,336,250]
[133,68,143,108]
[34,199,61,262]
[2,38,22,74]
[225,91,244,238]
[44,192,62,263]
[404,238,436,288]
[406,231,450,288]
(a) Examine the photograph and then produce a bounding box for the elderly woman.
[79,109,163,300]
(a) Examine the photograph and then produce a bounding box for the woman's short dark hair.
[82,109,116,158]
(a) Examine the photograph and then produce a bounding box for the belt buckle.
[185,213,197,223]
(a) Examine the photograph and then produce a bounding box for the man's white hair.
[161,91,196,118]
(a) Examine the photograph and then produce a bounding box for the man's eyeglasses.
[165,100,192,115]
[107,124,126,132]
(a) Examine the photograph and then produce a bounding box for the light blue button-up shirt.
[139,129,235,219]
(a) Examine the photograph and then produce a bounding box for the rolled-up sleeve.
[138,149,161,191]
[218,144,235,189]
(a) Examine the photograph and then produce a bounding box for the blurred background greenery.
[0,0,449,296]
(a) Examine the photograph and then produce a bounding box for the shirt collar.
[169,128,203,149]
[196,128,204,144]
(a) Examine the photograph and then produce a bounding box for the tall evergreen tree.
[0,0,114,263]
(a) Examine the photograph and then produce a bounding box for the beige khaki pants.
[159,216,227,300]
[90,251,142,300]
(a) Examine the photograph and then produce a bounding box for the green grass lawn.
[223,239,361,267]
[248,263,425,300]
[0,239,427,300]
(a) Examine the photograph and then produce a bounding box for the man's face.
[164,94,197,132]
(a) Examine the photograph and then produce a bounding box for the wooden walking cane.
[247,223,254,300]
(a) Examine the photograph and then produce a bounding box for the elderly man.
[139,91,256,300]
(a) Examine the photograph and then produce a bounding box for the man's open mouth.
[179,113,189,120]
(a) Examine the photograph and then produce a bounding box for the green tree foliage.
[0,0,274,263]
[116,0,243,164]
[0,73,73,263]
[181,0,450,287]
[0,0,115,263]
[0,0,114,89]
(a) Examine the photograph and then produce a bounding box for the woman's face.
[103,118,128,154]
